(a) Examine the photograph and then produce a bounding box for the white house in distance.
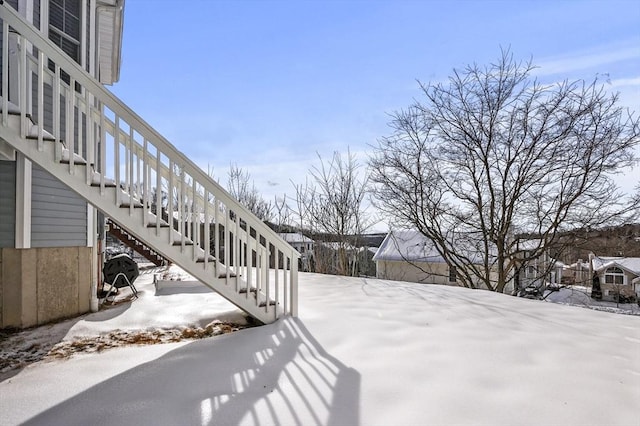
[373,230,459,286]
[279,232,314,270]
[374,230,563,293]
[590,254,640,302]
[513,238,563,292]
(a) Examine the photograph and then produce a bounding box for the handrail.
[0,3,296,259]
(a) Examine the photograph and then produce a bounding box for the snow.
[1,268,640,426]
[544,285,640,315]
[592,255,640,275]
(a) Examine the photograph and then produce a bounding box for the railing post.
[2,21,8,126]
[67,80,75,173]
[53,64,61,160]
[167,159,174,245]
[155,148,162,233]
[37,50,44,151]
[18,32,26,139]
[128,124,134,215]
[290,249,298,317]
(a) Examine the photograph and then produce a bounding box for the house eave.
[96,0,125,85]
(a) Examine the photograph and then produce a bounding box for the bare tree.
[294,149,372,275]
[227,164,274,222]
[369,50,640,293]
[272,194,294,233]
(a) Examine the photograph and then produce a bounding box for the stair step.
[196,255,216,263]
[119,202,144,208]
[90,181,117,188]
[90,173,117,188]
[146,223,170,228]
[172,240,194,246]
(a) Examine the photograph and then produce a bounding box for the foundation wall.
[0,246,92,329]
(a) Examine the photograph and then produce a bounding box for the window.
[604,267,624,285]
[49,0,81,63]
[448,266,457,283]
[525,265,537,279]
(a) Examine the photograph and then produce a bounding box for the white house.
[590,254,640,302]
[374,230,563,294]
[373,230,461,286]
[278,232,314,257]
[514,238,563,292]
[0,1,298,328]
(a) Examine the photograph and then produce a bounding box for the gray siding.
[0,160,16,248]
[31,163,87,247]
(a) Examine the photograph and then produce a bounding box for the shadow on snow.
[22,317,360,426]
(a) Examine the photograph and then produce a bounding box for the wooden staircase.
[0,5,298,323]
[107,218,167,266]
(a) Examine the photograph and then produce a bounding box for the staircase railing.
[0,4,299,321]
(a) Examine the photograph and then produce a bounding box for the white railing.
[0,4,298,321]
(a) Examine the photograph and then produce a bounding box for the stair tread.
[146,223,170,228]
[172,241,194,246]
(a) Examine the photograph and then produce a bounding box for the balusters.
[66,80,75,173]
[155,149,162,234]
[203,190,210,271]
[128,124,134,215]
[36,50,44,151]
[19,31,26,139]
[168,158,174,245]
[98,103,106,193]
[2,22,8,126]
[53,64,61,161]
[142,138,148,227]
[114,115,120,206]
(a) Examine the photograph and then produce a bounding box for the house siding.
[377,259,451,285]
[0,160,16,248]
[31,163,87,247]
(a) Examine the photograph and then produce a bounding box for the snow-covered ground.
[544,285,640,316]
[1,267,639,426]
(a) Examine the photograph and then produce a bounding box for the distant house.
[373,230,475,287]
[279,232,314,271]
[562,259,591,286]
[590,255,640,302]
[513,238,563,293]
[374,231,565,294]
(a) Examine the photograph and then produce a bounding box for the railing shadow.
[21,318,360,426]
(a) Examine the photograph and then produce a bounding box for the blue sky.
[110,0,640,221]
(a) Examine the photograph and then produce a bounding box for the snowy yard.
[1,267,639,426]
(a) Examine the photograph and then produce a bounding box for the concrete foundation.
[0,246,92,329]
